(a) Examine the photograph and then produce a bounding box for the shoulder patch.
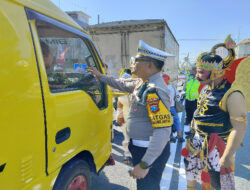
[146,93,173,128]
[147,95,160,113]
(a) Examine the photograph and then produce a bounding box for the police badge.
[147,97,160,113]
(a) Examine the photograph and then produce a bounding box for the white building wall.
[91,33,122,77]
[90,23,179,79]
[236,43,250,58]
[91,30,165,77]
[164,26,179,84]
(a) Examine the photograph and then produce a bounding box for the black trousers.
[128,141,170,190]
[185,99,197,125]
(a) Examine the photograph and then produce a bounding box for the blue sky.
[51,0,250,63]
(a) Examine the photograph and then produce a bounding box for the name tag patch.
[150,114,172,126]
[146,93,172,128]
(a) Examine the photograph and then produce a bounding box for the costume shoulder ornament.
[220,56,250,112]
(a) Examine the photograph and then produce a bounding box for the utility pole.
[237,28,241,43]
[98,14,100,24]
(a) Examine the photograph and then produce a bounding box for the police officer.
[88,40,174,190]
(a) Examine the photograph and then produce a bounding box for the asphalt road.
[91,113,250,190]
[234,113,250,190]
[91,127,136,190]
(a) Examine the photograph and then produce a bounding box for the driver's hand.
[87,67,102,78]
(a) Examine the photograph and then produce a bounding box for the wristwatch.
[139,161,150,169]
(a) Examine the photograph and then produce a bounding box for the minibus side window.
[36,21,106,108]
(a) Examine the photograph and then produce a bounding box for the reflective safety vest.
[185,75,200,100]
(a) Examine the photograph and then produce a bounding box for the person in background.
[183,65,200,136]
[88,40,174,190]
[116,69,133,164]
[40,41,53,72]
[181,44,248,190]
[162,72,170,85]
[103,63,118,112]
[104,63,108,74]
[162,73,185,143]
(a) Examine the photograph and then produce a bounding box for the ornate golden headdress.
[196,43,235,80]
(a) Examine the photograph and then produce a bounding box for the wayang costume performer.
[181,42,250,190]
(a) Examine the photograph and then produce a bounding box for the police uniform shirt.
[99,72,172,165]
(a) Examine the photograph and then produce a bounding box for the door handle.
[55,127,71,144]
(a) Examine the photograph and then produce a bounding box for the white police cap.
[136,40,175,62]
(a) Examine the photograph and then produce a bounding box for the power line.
[177,39,221,41]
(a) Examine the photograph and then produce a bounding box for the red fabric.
[207,133,219,155]
[215,137,226,157]
[207,133,226,157]
[181,147,189,158]
[161,72,170,84]
[198,84,205,94]
[207,133,233,174]
[106,154,115,166]
[220,167,233,175]
[224,57,247,84]
[201,170,211,183]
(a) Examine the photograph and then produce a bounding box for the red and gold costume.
[181,42,250,190]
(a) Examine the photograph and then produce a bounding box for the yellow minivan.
[0,0,113,189]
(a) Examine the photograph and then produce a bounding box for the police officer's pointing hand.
[87,67,101,78]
